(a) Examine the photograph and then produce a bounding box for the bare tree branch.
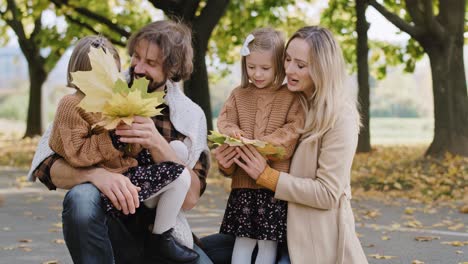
[422,0,445,40]
[368,0,423,39]
[405,0,424,25]
[51,0,130,38]
[193,0,229,43]
[64,14,126,47]
[180,0,201,21]
[150,0,183,19]
[30,15,42,40]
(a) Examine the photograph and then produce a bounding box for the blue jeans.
[200,234,291,264]
[62,183,214,264]
[62,183,114,264]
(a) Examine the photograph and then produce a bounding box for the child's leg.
[142,168,191,234]
[255,240,277,264]
[232,237,257,264]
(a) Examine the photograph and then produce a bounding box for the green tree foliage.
[0,0,152,137]
[321,0,424,79]
[47,0,316,130]
[210,0,311,71]
[323,0,467,157]
[0,0,76,136]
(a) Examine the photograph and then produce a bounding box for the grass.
[371,117,433,145]
[2,117,466,205]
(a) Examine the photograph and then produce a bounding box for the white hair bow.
[240,34,255,56]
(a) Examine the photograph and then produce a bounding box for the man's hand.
[89,169,141,215]
[50,159,141,215]
[115,116,163,150]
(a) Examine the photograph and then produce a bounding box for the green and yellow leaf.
[72,47,164,130]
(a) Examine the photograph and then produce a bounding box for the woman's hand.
[234,145,267,180]
[115,116,162,149]
[213,144,239,168]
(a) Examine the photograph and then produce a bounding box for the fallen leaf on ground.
[404,207,415,215]
[448,223,465,231]
[415,236,440,242]
[51,222,63,228]
[20,247,32,252]
[18,239,32,243]
[364,209,381,219]
[405,220,424,228]
[441,241,467,247]
[368,254,397,259]
[460,204,468,214]
[412,260,424,264]
[42,261,59,264]
[53,239,65,244]
[456,250,463,254]
[381,236,390,241]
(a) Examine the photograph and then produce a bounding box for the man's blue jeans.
[61,183,214,264]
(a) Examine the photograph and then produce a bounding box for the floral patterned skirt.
[220,188,287,242]
[102,135,185,216]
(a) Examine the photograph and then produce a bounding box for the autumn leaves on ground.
[0,133,467,263]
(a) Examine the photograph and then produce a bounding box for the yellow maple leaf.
[368,254,397,259]
[71,47,164,130]
[72,47,122,112]
[207,131,286,158]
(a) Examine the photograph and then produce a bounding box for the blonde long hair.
[286,26,360,142]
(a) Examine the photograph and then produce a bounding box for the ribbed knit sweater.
[49,91,138,173]
[217,84,305,189]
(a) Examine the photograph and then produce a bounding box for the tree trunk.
[425,42,468,157]
[24,64,47,137]
[184,34,213,130]
[181,0,229,131]
[356,0,371,152]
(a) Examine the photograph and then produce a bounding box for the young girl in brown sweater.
[49,35,198,263]
[216,28,305,264]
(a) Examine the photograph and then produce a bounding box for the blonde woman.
[215,26,369,263]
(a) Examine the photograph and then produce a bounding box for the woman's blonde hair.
[241,28,285,89]
[127,20,193,82]
[286,26,360,142]
[67,35,120,89]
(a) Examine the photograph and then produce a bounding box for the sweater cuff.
[218,162,236,176]
[256,166,280,191]
[97,132,122,160]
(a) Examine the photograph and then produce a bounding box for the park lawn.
[0,118,465,205]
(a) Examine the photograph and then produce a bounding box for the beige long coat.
[275,106,369,264]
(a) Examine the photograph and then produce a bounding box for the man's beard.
[129,67,166,93]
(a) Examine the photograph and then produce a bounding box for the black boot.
[146,228,199,264]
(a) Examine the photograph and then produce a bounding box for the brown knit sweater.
[49,91,138,173]
[217,84,305,189]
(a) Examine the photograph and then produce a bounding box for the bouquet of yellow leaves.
[208,131,286,159]
[71,47,165,130]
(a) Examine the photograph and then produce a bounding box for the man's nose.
[133,62,145,75]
